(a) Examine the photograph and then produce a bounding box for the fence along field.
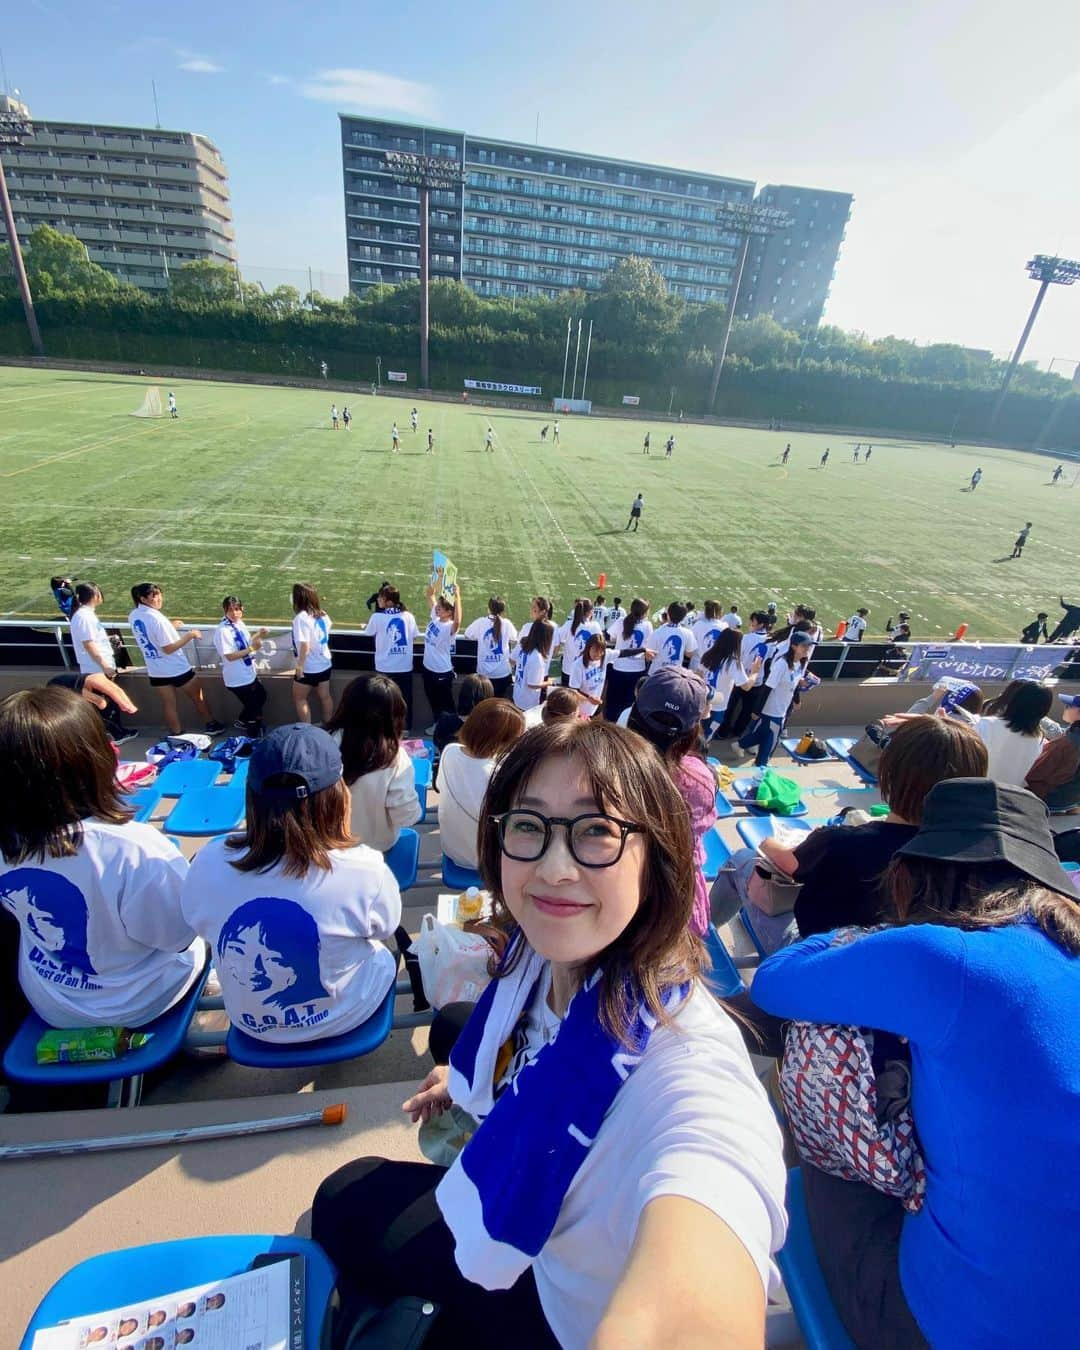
[1,367,1077,642]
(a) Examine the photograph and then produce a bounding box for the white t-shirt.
[182,837,401,1043]
[578,658,607,715]
[0,819,205,1027]
[457,981,788,1349]
[423,608,456,675]
[336,741,420,853]
[844,614,867,642]
[70,605,113,675]
[607,606,627,629]
[649,623,697,670]
[438,743,497,867]
[214,616,257,688]
[691,618,728,670]
[127,603,192,678]
[292,611,332,675]
[760,659,804,720]
[721,611,742,629]
[973,717,1045,787]
[367,608,419,674]
[607,616,653,674]
[558,619,603,689]
[705,658,750,713]
[513,648,549,711]
[465,616,519,680]
[740,630,770,685]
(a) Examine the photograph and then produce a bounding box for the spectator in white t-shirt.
[512,615,555,712]
[291,583,333,724]
[556,599,604,691]
[738,633,816,767]
[365,585,419,729]
[718,613,774,740]
[605,599,653,722]
[325,674,420,852]
[954,680,1052,786]
[438,700,525,868]
[843,607,870,642]
[691,601,728,671]
[0,686,206,1030]
[648,601,698,671]
[576,633,609,718]
[215,596,270,737]
[182,725,401,1045]
[700,628,762,740]
[721,605,742,630]
[423,575,463,724]
[69,583,117,678]
[128,582,223,736]
[464,597,519,699]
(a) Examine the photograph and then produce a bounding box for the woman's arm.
[757,836,799,877]
[160,628,201,655]
[450,586,463,635]
[591,1197,764,1350]
[83,637,114,672]
[294,641,310,677]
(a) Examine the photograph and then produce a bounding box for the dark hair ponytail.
[570,597,592,636]
[488,596,506,646]
[71,582,100,614]
[623,598,649,641]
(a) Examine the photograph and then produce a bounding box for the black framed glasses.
[491,809,644,869]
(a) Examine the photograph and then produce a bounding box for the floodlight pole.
[0,115,44,357]
[419,184,431,387]
[989,254,1080,431]
[705,231,750,415]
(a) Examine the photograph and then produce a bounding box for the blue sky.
[5,0,1080,367]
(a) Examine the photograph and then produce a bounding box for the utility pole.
[0,100,44,356]
[989,255,1080,432]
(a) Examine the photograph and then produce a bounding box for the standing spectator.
[69,583,117,678]
[700,628,761,741]
[721,604,742,630]
[1047,597,1080,644]
[366,585,419,729]
[438,700,525,869]
[1021,612,1050,645]
[291,583,333,725]
[576,633,609,718]
[556,599,603,693]
[326,674,420,853]
[627,667,717,937]
[738,633,815,767]
[464,598,518,699]
[422,577,463,725]
[690,601,727,671]
[215,596,269,738]
[843,607,869,642]
[128,582,223,736]
[512,615,555,713]
[648,602,697,671]
[718,613,774,739]
[605,599,653,723]
[50,576,76,620]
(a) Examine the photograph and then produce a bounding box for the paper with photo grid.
[31,1253,303,1350]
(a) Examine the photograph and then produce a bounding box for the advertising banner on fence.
[387,371,407,382]
[900,643,1062,684]
[464,379,542,396]
[622,395,640,406]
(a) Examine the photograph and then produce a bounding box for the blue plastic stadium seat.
[737,906,768,960]
[226,981,396,1068]
[164,785,246,837]
[702,923,746,999]
[782,736,838,764]
[825,737,879,785]
[155,758,222,797]
[737,815,814,852]
[3,959,210,1101]
[124,784,163,823]
[714,790,734,818]
[702,827,731,881]
[733,778,809,816]
[20,1235,336,1350]
[410,753,432,822]
[442,855,483,890]
[777,1169,857,1350]
[384,828,419,892]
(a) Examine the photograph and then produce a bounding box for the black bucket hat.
[895,777,1076,899]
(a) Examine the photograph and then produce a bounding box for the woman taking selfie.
[313,719,786,1348]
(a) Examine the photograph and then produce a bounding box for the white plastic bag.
[410,914,493,1010]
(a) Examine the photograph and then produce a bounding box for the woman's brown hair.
[325,674,406,782]
[477,719,702,1046]
[227,777,354,877]
[878,715,988,824]
[461,698,525,758]
[541,686,579,722]
[0,688,130,862]
[292,582,324,617]
[518,618,554,658]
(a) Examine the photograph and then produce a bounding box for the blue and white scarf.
[436,940,685,1289]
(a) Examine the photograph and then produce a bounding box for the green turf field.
[1,366,1076,640]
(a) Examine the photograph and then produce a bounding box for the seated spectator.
[754,715,988,942]
[312,720,786,1347]
[438,700,525,868]
[325,675,420,852]
[956,678,1051,785]
[47,670,138,744]
[627,665,716,936]
[431,675,494,783]
[905,679,983,716]
[182,725,400,1044]
[0,687,205,1029]
[540,685,580,726]
[1026,692,1080,812]
[751,778,1080,1348]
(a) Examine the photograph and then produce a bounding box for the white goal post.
[130,387,163,418]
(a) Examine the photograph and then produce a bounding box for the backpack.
[208,736,255,775]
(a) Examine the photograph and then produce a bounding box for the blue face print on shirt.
[314,616,329,651]
[386,616,408,655]
[662,635,683,662]
[132,617,160,661]
[218,898,330,1014]
[485,625,503,658]
[705,627,724,651]
[0,868,100,987]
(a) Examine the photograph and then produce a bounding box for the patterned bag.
[778,928,927,1214]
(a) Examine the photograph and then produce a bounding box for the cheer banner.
[431,549,459,599]
[900,643,1061,684]
[464,379,542,396]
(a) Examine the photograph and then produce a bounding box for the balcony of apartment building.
[349,246,419,269]
[346,199,422,225]
[466,220,733,273]
[463,193,739,248]
[346,224,421,247]
[464,171,727,223]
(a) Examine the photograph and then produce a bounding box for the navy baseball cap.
[248,724,342,800]
[1059,694,1080,709]
[632,665,708,735]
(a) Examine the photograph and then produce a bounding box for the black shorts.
[149,669,196,689]
[295,667,332,686]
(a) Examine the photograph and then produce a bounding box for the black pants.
[312,1159,557,1349]
[719,682,759,738]
[385,670,415,729]
[423,669,456,720]
[802,1163,929,1349]
[489,674,513,700]
[1047,618,1080,643]
[230,677,267,730]
[604,666,642,722]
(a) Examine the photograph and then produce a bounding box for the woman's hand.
[403,1066,451,1124]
